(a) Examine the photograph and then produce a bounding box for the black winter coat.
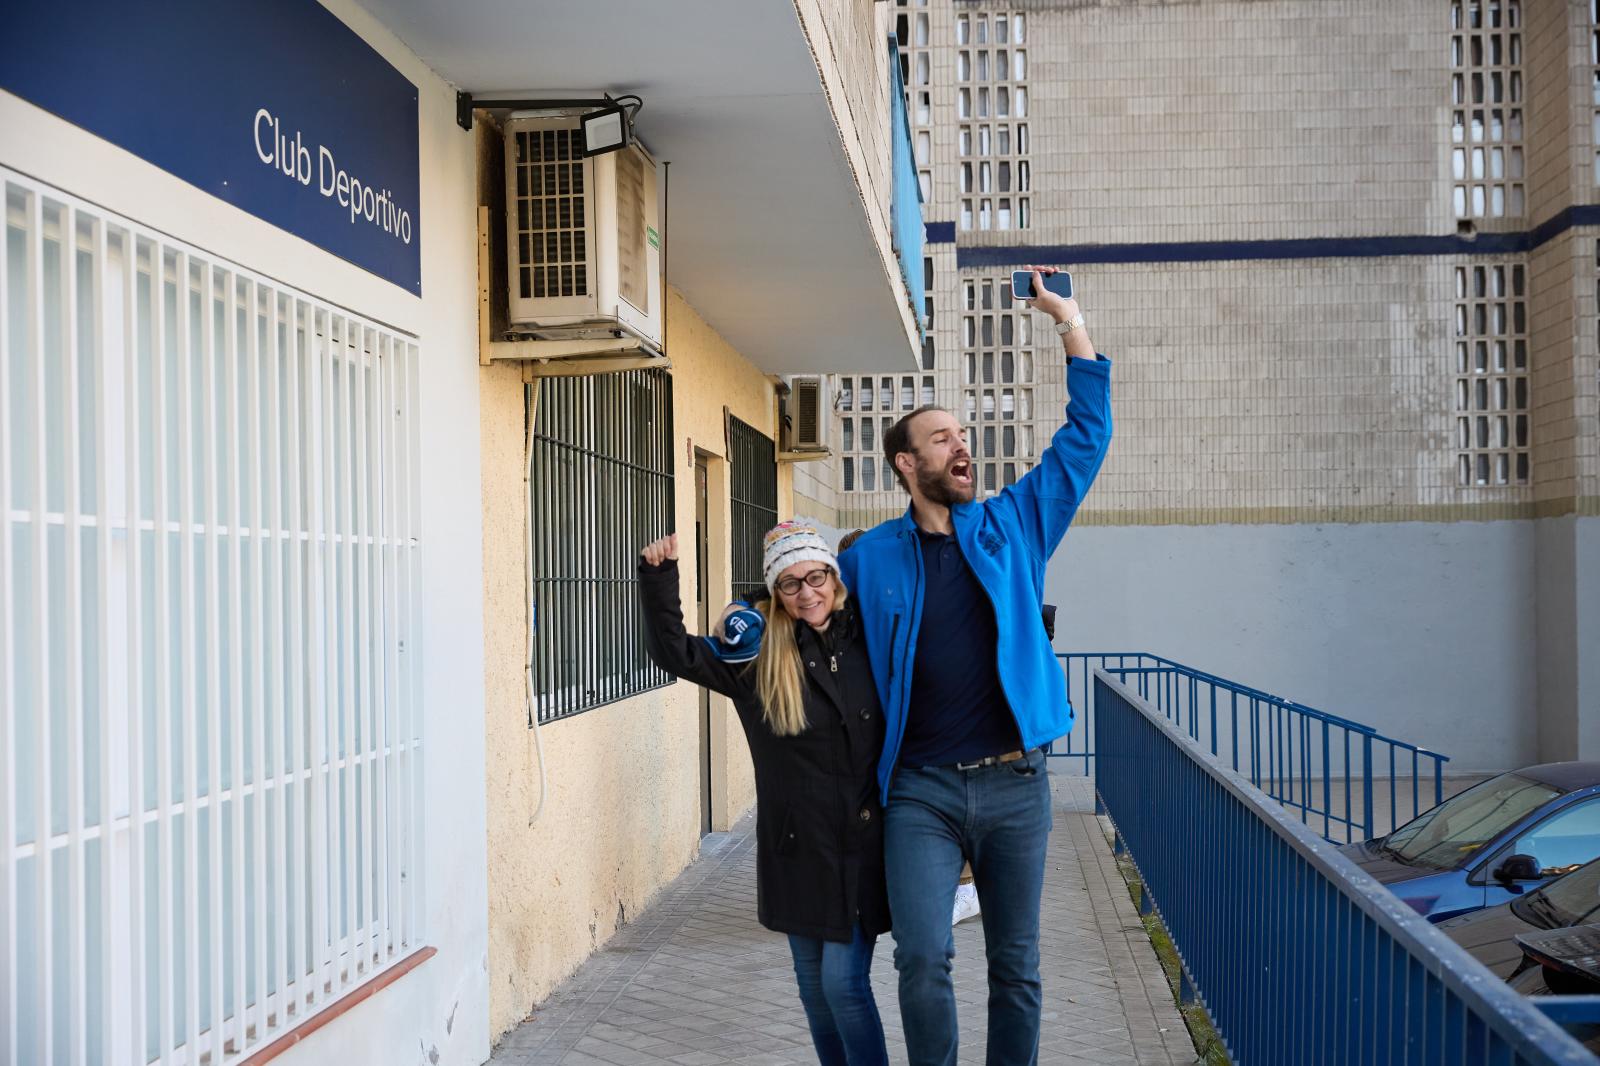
[638,559,890,942]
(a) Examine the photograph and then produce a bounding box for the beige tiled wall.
[1027,0,1451,246]
[1530,230,1582,503]
[1070,256,1502,523]
[1524,0,1579,226]
[821,0,1600,526]
[1530,229,1600,507]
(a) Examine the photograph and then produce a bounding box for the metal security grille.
[0,167,425,1066]
[512,126,588,299]
[528,369,674,722]
[728,417,777,596]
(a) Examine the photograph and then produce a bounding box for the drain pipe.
[524,382,548,824]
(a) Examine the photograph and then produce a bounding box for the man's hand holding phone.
[1016,265,1093,361]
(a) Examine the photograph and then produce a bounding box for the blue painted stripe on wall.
[945,204,1600,268]
[925,221,956,244]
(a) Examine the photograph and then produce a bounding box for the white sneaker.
[951,883,981,925]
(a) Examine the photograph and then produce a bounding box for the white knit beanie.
[762,521,838,593]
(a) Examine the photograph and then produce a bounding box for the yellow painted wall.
[482,287,787,1041]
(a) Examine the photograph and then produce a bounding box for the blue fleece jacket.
[840,355,1112,803]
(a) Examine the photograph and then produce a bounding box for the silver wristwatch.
[1054,313,1086,336]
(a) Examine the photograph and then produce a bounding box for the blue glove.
[702,600,765,664]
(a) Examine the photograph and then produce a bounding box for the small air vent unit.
[503,113,663,352]
[781,376,830,456]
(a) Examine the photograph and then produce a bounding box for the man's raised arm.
[992,267,1113,559]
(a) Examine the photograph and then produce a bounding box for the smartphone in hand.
[1011,270,1073,302]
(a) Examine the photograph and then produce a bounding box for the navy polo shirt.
[898,528,1023,767]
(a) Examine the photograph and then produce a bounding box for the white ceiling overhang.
[360,0,920,375]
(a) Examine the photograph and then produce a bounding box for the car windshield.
[1516,860,1600,928]
[1383,773,1560,871]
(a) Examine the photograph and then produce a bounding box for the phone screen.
[1011,270,1073,301]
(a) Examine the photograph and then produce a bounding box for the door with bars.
[1,167,425,1066]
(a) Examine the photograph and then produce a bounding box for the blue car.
[1338,762,1600,922]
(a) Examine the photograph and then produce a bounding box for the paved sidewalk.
[490,775,1194,1065]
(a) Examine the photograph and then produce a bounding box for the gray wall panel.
[1046,520,1538,773]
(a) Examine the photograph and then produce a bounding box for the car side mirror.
[1494,854,1540,884]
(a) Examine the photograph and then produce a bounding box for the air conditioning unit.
[780,376,830,456]
[502,112,663,353]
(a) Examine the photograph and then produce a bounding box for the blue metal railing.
[1094,669,1600,1064]
[887,37,924,335]
[1051,653,1449,843]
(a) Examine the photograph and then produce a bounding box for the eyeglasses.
[775,568,833,597]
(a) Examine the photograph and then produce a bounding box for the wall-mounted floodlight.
[581,103,631,157]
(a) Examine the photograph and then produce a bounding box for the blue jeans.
[884,748,1053,1066]
[787,924,889,1066]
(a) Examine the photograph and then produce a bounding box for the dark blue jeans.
[787,923,889,1066]
[884,748,1053,1066]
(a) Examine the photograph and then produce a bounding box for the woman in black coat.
[638,522,889,1066]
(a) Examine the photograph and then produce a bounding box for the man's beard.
[915,458,976,506]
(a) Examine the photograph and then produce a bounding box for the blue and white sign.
[1,0,423,294]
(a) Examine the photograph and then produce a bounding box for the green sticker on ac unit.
[647,226,660,249]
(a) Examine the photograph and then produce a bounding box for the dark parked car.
[1440,856,1600,979]
[1338,762,1600,922]
[1438,864,1600,1054]
[1506,925,1600,1054]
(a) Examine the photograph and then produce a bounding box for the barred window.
[728,415,777,594]
[529,368,675,721]
[2,168,425,1065]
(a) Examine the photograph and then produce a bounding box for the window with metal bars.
[527,369,675,722]
[1,167,425,1066]
[728,415,778,596]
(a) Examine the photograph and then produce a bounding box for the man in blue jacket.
[839,267,1110,1065]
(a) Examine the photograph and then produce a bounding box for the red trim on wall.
[239,946,438,1066]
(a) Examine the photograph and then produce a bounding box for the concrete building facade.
[803,0,1599,772]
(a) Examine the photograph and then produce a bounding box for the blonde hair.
[753,575,849,736]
